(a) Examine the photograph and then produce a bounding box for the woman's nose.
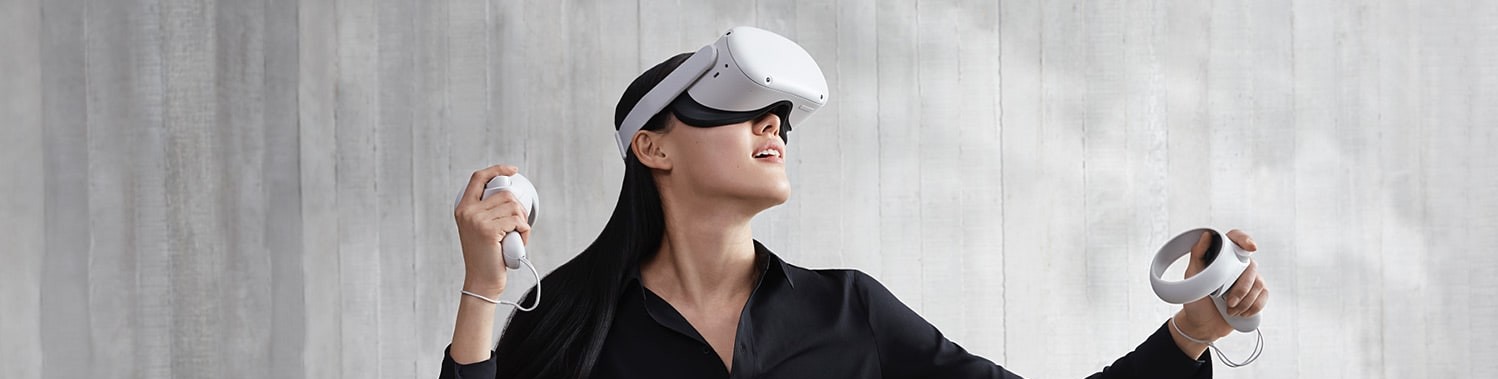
[755,113,781,137]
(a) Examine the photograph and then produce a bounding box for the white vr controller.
[452,173,542,311]
[453,174,540,270]
[1149,228,1261,333]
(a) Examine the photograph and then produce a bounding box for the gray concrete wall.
[2,0,1494,378]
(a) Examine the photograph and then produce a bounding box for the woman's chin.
[730,182,791,210]
[758,182,793,207]
[762,191,791,207]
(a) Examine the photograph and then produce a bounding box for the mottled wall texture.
[2,0,1495,378]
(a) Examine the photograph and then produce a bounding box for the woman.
[440,33,1268,379]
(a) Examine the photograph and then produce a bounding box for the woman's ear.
[631,131,673,170]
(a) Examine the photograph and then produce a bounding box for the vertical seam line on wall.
[913,0,925,313]
[995,0,1006,365]
[1286,2,1303,377]
[871,0,881,277]
[332,0,346,364]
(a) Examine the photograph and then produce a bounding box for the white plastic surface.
[454,174,539,270]
[1149,228,1261,332]
[615,26,828,159]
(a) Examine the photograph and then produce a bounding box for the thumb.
[1184,231,1214,279]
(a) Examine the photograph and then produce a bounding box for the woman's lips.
[755,154,784,163]
[752,140,786,163]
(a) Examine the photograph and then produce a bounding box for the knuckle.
[1231,285,1249,297]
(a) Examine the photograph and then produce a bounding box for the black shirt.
[441,241,1212,378]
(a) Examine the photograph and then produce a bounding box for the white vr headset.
[615,26,829,159]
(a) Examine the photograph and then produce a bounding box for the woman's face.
[653,112,791,210]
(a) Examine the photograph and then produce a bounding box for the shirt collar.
[623,239,796,289]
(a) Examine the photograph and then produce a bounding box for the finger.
[1226,229,1257,252]
[477,190,520,211]
[1186,231,1213,277]
[457,197,509,223]
[1225,260,1258,308]
[514,215,532,245]
[483,206,527,229]
[1233,277,1266,316]
[462,165,502,204]
[1243,288,1269,316]
[462,165,519,204]
[500,214,532,245]
[483,197,526,217]
[491,165,520,177]
[486,211,530,234]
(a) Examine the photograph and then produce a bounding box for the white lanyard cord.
[1170,316,1263,367]
[460,257,541,312]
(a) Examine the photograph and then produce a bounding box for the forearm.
[1167,320,1208,359]
[1168,310,1215,360]
[450,285,500,364]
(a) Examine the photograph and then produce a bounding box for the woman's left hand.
[1175,229,1268,344]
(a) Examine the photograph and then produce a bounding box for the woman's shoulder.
[779,263,891,298]
[773,264,916,327]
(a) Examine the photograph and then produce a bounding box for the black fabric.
[669,94,794,143]
[668,94,783,127]
[440,242,1213,378]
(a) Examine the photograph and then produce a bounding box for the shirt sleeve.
[853,271,1022,378]
[1083,323,1213,379]
[439,344,497,379]
[852,271,1211,379]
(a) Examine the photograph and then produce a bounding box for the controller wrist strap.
[460,257,542,312]
[1170,316,1263,367]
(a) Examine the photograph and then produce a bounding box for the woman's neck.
[641,200,760,307]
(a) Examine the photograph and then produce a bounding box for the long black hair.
[489,53,693,378]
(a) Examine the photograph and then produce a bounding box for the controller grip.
[501,231,525,269]
[1212,295,1262,332]
[455,174,536,271]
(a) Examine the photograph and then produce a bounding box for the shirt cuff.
[1135,321,1213,378]
[441,344,497,379]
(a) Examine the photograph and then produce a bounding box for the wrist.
[1173,309,1226,342]
[1169,312,1210,359]
[462,279,504,298]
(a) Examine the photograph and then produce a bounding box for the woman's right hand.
[454,164,533,298]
